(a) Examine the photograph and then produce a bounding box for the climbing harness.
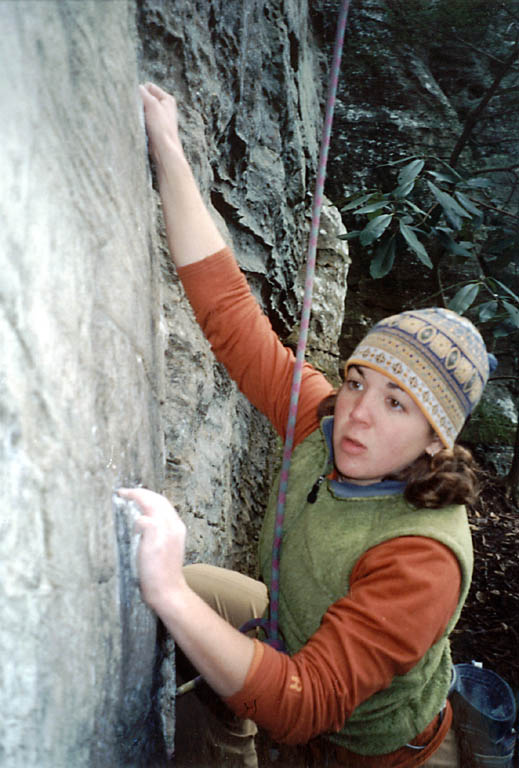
[241,0,351,650]
[177,0,351,695]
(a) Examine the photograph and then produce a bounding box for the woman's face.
[332,365,442,485]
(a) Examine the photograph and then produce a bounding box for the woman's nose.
[349,393,372,424]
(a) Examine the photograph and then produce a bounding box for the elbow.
[261,679,349,746]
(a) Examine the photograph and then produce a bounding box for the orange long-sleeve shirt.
[178,248,461,763]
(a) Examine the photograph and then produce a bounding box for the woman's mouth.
[340,436,367,455]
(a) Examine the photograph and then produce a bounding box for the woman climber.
[119,82,494,767]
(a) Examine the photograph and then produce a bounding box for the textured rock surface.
[0,2,163,765]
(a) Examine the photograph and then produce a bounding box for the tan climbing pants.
[422,727,459,766]
[184,563,268,633]
[183,564,268,768]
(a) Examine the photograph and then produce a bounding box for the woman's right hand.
[139,82,225,265]
[139,82,187,171]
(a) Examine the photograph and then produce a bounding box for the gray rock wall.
[1,2,163,765]
[137,0,349,577]
[1,0,349,765]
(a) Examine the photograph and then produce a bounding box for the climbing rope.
[243,0,352,650]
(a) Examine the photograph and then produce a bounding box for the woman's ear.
[425,436,443,457]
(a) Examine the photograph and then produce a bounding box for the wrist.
[154,144,193,187]
[150,577,192,624]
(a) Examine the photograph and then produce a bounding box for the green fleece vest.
[259,423,473,755]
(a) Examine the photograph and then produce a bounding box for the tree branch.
[470,199,519,221]
[471,163,519,174]
[449,42,519,167]
[452,35,505,64]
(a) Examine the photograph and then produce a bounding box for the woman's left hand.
[117,487,187,614]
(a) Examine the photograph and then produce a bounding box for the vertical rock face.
[1,2,163,765]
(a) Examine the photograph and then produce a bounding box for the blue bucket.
[450,662,517,767]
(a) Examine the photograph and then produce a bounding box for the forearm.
[156,582,255,697]
[155,149,225,267]
[140,83,225,267]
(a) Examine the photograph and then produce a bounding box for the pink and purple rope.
[267,0,351,649]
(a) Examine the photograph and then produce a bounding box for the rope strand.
[267,0,351,647]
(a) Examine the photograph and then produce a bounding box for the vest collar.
[321,415,406,499]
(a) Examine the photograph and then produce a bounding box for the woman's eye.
[346,379,362,391]
[388,397,403,411]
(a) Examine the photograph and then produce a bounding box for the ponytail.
[400,445,479,509]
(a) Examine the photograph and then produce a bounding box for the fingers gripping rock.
[113,492,143,584]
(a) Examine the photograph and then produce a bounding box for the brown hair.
[317,394,479,509]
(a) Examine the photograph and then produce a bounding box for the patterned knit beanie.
[345,308,496,448]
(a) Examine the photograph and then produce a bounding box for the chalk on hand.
[112,492,142,583]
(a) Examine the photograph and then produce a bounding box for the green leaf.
[385,155,421,167]
[478,300,498,323]
[338,231,361,241]
[427,170,461,185]
[399,221,433,267]
[354,201,391,215]
[437,161,463,181]
[493,324,510,339]
[491,278,519,305]
[359,214,393,246]
[502,301,519,328]
[462,177,493,189]
[434,229,474,259]
[454,191,483,220]
[427,182,472,230]
[370,236,397,279]
[341,193,377,212]
[448,283,480,314]
[402,199,427,216]
[391,180,416,200]
[427,181,471,222]
[398,159,425,186]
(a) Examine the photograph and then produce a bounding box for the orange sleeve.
[225,536,461,745]
[178,248,333,445]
